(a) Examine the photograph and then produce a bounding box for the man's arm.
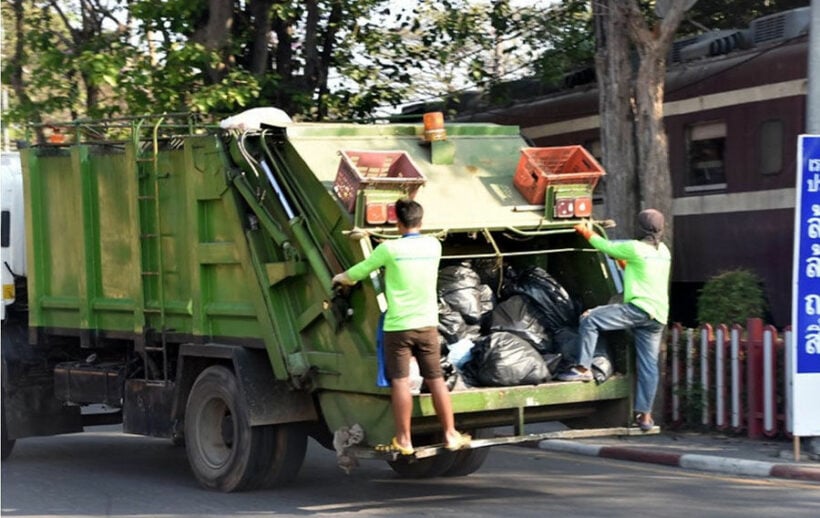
[332,271,356,287]
[332,243,388,286]
[574,222,639,261]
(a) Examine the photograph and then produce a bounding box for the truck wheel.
[442,428,492,477]
[255,423,307,489]
[1,402,15,461]
[184,365,271,492]
[387,432,456,478]
[388,452,456,479]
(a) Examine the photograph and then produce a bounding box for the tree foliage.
[1,0,571,127]
[696,269,768,326]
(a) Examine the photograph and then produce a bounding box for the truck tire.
[442,428,492,477]
[387,432,456,478]
[388,452,456,479]
[254,423,307,489]
[1,402,14,461]
[184,365,274,492]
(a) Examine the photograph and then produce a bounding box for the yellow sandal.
[374,437,415,456]
[445,432,472,451]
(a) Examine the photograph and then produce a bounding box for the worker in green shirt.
[332,198,470,455]
[559,209,671,432]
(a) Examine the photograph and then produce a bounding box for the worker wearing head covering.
[558,209,671,432]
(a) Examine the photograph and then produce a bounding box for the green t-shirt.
[588,235,671,323]
[346,234,441,332]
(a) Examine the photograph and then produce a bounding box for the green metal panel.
[88,147,141,331]
[22,133,291,359]
[318,377,633,445]
[22,149,85,330]
[93,151,139,301]
[283,122,546,232]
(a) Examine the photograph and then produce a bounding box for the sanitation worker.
[332,198,471,454]
[558,209,671,432]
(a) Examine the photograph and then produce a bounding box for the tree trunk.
[315,1,343,121]
[617,0,690,247]
[10,0,44,142]
[633,51,673,230]
[271,1,296,111]
[248,0,274,76]
[593,0,637,239]
[191,0,235,83]
[303,0,320,87]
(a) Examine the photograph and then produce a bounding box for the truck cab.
[1,151,25,321]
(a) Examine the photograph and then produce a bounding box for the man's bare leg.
[390,376,414,450]
[425,377,464,445]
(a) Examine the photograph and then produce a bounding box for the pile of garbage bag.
[436,262,614,388]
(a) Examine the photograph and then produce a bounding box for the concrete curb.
[537,439,820,482]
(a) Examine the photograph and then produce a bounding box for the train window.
[685,122,726,192]
[758,119,783,176]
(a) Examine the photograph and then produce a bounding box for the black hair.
[395,198,423,228]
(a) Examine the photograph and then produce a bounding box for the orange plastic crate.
[333,150,426,212]
[513,146,605,205]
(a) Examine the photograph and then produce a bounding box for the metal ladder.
[134,117,169,382]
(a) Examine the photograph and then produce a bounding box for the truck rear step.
[350,425,660,461]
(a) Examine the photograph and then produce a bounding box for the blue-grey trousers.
[577,303,665,414]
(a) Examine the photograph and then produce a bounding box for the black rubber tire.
[387,432,457,478]
[184,365,271,492]
[388,452,457,478]
[1,401,14,461]
[255,423,308,489]
[442,428,492,477]
[2,321,21,461]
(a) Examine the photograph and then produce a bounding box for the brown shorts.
[383,327,443,380]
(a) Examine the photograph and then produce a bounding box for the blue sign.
[794,135,820,373]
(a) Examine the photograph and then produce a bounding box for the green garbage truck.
[1,111,642,492]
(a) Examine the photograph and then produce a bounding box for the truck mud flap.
[123,379,175,438]
[347,425,659,462]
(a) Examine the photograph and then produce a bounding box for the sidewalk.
[536,429,820,482]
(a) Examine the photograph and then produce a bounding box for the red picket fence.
[662,318,792,438]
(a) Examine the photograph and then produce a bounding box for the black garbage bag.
[471,257,503,288]
[591,354,613,384]
[462,331,552,387]
[552,326,581,365]
[590,332,613,383]
[542,352,564,375]
[501,266,578,332]
[439,356,461,392]
[438,302,482,344]
[438,263,484,324]
[486,295,551,354]
[438,301,467,344]
[478,284,495,321]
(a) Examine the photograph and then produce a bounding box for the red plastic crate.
[513,146,605,205]
[333,150,426,212]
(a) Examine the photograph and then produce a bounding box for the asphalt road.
[2,425,819,518]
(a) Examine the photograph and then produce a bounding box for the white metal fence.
[664,318,791,438]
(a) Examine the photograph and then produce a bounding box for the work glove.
[573,221,596,241]
[332,271,356,287]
